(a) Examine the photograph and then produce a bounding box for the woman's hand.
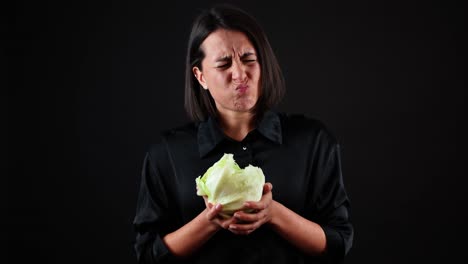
[203,196,238,231]
[227,182,274,235]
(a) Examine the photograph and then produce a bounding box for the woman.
[133,4,353,264]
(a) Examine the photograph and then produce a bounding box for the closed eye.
[216,63,231,69]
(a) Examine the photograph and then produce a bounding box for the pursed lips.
[236,84,248,94]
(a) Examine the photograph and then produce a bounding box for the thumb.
[206,203,222,220]
[263,182,273,193]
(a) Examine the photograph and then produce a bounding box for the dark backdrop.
[8,0,465,263]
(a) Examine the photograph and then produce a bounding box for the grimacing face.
[193,29,261,116]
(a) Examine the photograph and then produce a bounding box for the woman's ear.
[193,67,208,90]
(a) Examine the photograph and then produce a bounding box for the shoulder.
[161,122,198,141]
[278,112,327,131]
[277,112,339,147]
[145,122,199,158]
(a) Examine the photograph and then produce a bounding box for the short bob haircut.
[184,4,285,122]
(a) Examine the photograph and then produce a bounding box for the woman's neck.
[218,111,256,142]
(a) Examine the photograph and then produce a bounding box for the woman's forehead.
[201,29,256,58]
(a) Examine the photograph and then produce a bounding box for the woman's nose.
[231,61,247,82]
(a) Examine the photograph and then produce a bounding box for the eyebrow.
[214,52,256,62]
[215,56,231,63]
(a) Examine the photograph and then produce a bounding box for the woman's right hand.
[203,196,237,230]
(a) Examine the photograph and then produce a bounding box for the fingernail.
[229,225,237,229]
[215,204,222,210]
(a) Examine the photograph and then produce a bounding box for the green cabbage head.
[195,153,265,217]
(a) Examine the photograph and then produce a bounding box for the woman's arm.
[163,203,237,258]
[267,200,327,255]
[134,149,239,262]
[228,183,327,255]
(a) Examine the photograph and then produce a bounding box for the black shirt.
[133,111,353,263]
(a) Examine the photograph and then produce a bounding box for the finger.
[263,182,273,194]
[244,186,272,209]
[229,221,259,232]
[229,228,253,235]
[206,203,222,220]
[234,211,261,222]
[219,217,237,229]
[243,200,268,210]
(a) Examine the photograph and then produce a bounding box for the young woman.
[133,4,353,264]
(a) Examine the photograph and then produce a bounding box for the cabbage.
[195,153,265,217]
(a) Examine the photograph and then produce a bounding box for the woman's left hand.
[228,182,274,235]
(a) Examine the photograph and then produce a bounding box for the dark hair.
[184,4,285,122]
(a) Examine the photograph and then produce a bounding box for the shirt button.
[242,146,247,151]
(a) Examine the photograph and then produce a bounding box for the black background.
[8,0,465,263]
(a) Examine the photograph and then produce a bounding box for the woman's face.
[193,29,261,115]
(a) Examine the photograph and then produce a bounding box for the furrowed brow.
[215,56,231,62]
[240,52,256,59]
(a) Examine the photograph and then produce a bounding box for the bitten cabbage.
[195,153,265,217]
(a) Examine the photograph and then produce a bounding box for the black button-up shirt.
[133,111,353,263]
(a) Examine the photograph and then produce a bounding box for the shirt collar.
[197,111,282,157]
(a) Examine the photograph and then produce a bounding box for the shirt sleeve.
[133,149,178,263]
[307,139,354,263]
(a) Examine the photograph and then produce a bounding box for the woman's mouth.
[236,84,248,94]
